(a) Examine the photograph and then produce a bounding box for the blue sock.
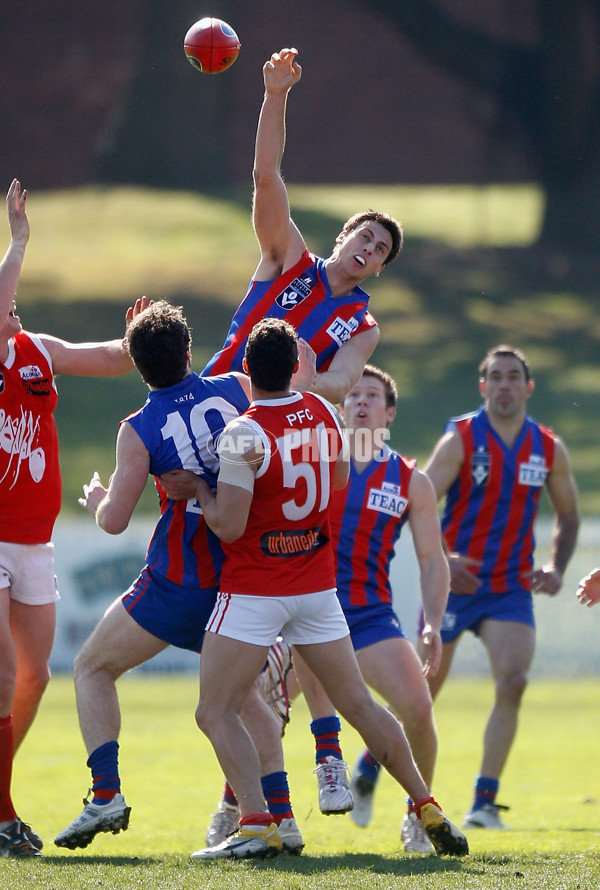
[87,740,121,805]
[310,716,342,763]
[357,749,381,783]
[261,770,293,822]
[472,775,499,811]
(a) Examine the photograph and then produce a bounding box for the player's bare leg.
[296,636,468,855]
[55,599,167,849]
[193,631,283,860]
[10,601,55,751]
[462,620,535,830]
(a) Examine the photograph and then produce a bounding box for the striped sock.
[472,775,499,811]
[222,782,238,807]
[311,715,342,763]
[87,740,121,804]
[357,749,381,783]
[262,770,293,823]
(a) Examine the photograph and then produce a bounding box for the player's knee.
[496,669,528,704]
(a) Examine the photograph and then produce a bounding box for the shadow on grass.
[41,852,479,876]
[39,855,161,866]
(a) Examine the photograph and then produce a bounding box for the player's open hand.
[576,567,600,607]
[125,296,153,326]
[291,338,317,392]
[448,552,482,595]
[264,48,302,94]
[79,471,107,517]
[6,178,29,245]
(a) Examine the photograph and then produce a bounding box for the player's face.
[480,355,534,419]
[0,300,22,342]
[336,222,392,279]
[342,375,395,433]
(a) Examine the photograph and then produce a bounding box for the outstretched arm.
[252,48,306,281]
[1,179,29,325]
[39,296,151,377]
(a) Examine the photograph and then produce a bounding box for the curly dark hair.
[125,300,191,388]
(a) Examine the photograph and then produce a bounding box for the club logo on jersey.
[260,526,328,557]
[367,482,408,518]
[275,273,315,310]
[471,446,490,486]
[18,364,51,396]
[326,316,359,347]
[0,408,46,485]
[518,454,548,487]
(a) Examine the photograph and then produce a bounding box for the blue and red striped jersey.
[202,250,377,376]
[125,372,249,589]
[441,407,556,594]
[330,446,414,609]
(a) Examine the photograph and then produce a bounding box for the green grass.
[13,184,600,513]
[8,676,600,887]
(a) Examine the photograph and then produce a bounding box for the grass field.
[7,675,600,888]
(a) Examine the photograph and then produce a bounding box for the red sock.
[239,811,273,828]
[412,795,441,821]
[0,716,18,822]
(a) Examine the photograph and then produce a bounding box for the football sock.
[262,770,293,823]
[87,740,121,804]
[239,811,274,830]
[472,775,499,811]
[222,781,238,808]
[0,715,18,821]
[357,748,381,782]
[311,715,343,763]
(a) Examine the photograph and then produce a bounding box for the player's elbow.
[96,510,130,536]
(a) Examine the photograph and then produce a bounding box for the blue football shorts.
[344,601,406,653]
[439,590,535,644]
[122,565,217,653]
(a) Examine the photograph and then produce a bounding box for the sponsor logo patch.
[518,454,547,487]
[367,484,408,518]
[18,364,51,396]
[326,316,359,347]
[260,526,328,557]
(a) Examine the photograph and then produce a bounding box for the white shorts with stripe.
[206,588,349,647]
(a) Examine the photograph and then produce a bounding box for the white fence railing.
[50,515,600,676]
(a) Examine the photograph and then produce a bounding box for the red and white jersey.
[219,391,345,596]
[0,331,60,543]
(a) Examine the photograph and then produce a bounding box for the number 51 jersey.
[219,391,346,596]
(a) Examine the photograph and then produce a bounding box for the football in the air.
[184,17,241,74]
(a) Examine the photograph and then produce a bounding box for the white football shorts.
[0,541,60,605]
[206,588,349,647]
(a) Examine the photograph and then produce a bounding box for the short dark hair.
[125,300,191,388]
[479,344,531,382]
[362,364,398,408]
[339,210,403,265]
[244,318,298,392]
